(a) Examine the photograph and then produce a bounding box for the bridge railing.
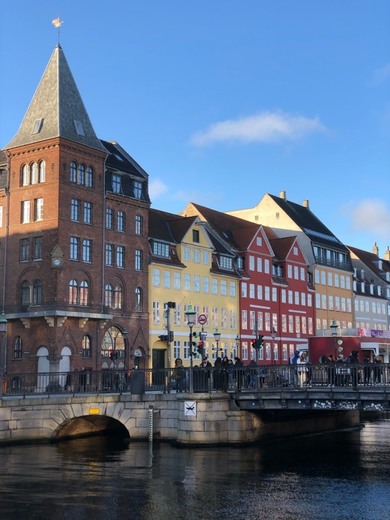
[2,363,390,397]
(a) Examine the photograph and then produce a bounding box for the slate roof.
[268,193,349,252]
[101,140,149,180]
[6,45,106,152]
[184,202,260,251]
[348,245,390,282]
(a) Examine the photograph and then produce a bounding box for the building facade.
[0,46,150,387]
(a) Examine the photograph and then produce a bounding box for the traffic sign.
[198,314,208,325]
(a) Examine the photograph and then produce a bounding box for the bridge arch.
[51,413,130,442]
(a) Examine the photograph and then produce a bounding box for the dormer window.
[237,257,244,269]
[219,255,233,270]
[74,120,85,136]
[112,174,121,193]
[152,241,170,258]
[32,118,43,135]
[133,181,142,199]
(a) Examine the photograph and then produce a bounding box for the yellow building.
[148,208,240,369]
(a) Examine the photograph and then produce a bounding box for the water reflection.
[0,419,390,519]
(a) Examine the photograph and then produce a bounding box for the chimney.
[279,190,286,200]
[372,242,379,257]
[384,246,390,261]
[302,199,310,209]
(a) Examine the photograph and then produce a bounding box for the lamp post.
[213,328,221,357]
[235,335,241,360]
[271,327,277,364]
[0,314,8,395]
[185,304,197,393]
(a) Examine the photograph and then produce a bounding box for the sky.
[1,1,389,256]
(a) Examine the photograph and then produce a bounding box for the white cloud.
[349,199,390,239]
[190,111,327,147]
[149,179,168,200]
[371,63,390,86]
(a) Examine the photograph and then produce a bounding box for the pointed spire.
[6,45,105,152]
[384,246,390,262]
[372,242,379,257]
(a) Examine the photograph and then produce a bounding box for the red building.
[182,203,315,364]
[0,45,150,386]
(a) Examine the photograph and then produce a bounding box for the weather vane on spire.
[52,17,64,45]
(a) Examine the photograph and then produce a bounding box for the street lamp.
[0,314,8,393]
[271,327,277,364]
[235,335,241,360]
[213,328,221,357]
[330,320,338,336]
[185,304,197,393]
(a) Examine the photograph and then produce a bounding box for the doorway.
[152,349,166,385]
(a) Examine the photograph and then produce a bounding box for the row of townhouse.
[1,45,389,386]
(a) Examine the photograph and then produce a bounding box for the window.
[32,237,42,260]
[69,280,78,304]
[82,239,92,263]
[105,244,113,266]
[70,237,79,260]
[112,174,121,193]
[105,284,113,307]
[82,335,91,358]
[114,286,123,309]
[86,166,93,187]
[70,161,77,183]
[80,280,89,305]
[31,163,38,184]
[14,337,23,359]
[220,256,233,270]
[192,229,200,243]
[135,249,142,271]
[21,281,30,306]
[20,239,30,262]
[32,280,42,304]
[106,208,113,229]
[153,241,169,257]
[39,161,46,183]
[133,180,142,199]
[21,200,30,223]
[77,164,85,185]
[71,199,80,221]
[135,215,142,235]
[83,202,92,224]
[116,245,124,268]
[34,198,43,221]
[135,287,143,311]
[117,211,125,232]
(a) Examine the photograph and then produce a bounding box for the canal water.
[1,417,390,520]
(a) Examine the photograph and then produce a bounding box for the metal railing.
[2,363,390,398]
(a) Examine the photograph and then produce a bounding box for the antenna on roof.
[52,17,64,45]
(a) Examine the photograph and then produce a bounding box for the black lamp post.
[271,327,277,364]
[213,328,221,357]
[185,305,197,393]
[0,314,8,392]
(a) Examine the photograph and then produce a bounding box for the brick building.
[0,45,150,386]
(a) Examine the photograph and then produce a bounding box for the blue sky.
[1,1,389,256]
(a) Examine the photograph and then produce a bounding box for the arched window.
[69,279,78,305]
[21,164,29,186]
[135,287,142,311]
[70,161,77,183]
[82,335,92,358]
[39,160,46,183]
[77,164,85,185]
[14,337,23,359]
[31,162,39,184]
[113,285,123,309]
[104,283,113,308]
[86,166,93,187]
[101,326,126,359]
[32,279,42,305]
[80,280,89,306]
[21,280,30,306]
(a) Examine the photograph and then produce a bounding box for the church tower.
[0,46,150,383]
